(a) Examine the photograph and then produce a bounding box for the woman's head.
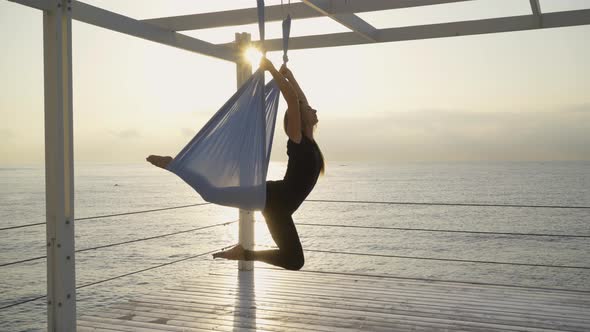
[283,101,318,134]
[301,103,318,128]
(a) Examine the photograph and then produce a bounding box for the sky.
[1,0,589,165]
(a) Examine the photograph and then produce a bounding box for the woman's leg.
[243,212,304,271]
[213,213,304,271]
[214,181,305,270]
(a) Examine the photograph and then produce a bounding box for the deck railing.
[2,198,590,313]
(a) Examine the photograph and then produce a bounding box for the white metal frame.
[42,0,76,330]
[240,8,590,51]
[6,0,590,330]
[143,1,473,31]
[235,32,256,272]
[302,0,379,41]
[70,1,236,61]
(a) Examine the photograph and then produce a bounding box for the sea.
[1,161,589,331]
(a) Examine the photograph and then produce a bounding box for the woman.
[147,58,324,271]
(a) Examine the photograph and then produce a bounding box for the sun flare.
[244,47,263,67]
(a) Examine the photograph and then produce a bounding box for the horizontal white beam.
[8,0,51,11]
[323,0,474,14]
[8,0,236,61]
[69,1,236,62]
[143,0,472,32]
[302,0,379,42]
[237,9,590,51]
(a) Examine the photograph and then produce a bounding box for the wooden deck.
[78,267,590,331]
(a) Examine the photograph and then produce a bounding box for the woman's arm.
[260,58,302,143]
[280,65,308,106]
[260,58,298,106]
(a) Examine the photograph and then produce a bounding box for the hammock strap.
[257,0,266,55]
[282,15,291,64]
[257,0,291,63]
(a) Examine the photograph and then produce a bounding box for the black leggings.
[243,181,305,270]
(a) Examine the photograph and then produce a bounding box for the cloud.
[301,108,590,161]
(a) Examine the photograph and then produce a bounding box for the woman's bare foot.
[213,244,246,261]
[146,155,173,169]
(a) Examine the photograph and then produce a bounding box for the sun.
[244,47,263,67]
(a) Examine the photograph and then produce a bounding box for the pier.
[78,264,590,331]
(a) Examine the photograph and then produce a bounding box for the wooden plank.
[183,278,588,322]
[198,274,590,311]
[159,287,589,331]
[139,296,564,331]
[135,290,574,332]
[104,305,364,332]
[127,297,403,331]
[79,316,171,331]
[113,299,510,332]
[205,268,588,312]
[253,265,589,294]
[209,268,580,297]
[165,289,588,331]
[174,281,590,324]
[82,309,266,332]
[100,304,335,332]
[207,279,590,311]
[79,315,207,331]
[208,278,589,311]
[212,268,590,300]
[79,265,589,332]
[122,295,439,331]
[89,284,588,332]
[78,325,125,332]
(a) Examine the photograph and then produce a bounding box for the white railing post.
[43,0,76,330]
[235,32,255,271]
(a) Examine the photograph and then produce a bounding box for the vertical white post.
[43,0,76,330]
[235,32,255,271]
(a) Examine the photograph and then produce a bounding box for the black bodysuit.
[244,135,322,270]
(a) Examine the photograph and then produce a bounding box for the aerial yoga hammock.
[147,0,324,270]
[166,1,283,211]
